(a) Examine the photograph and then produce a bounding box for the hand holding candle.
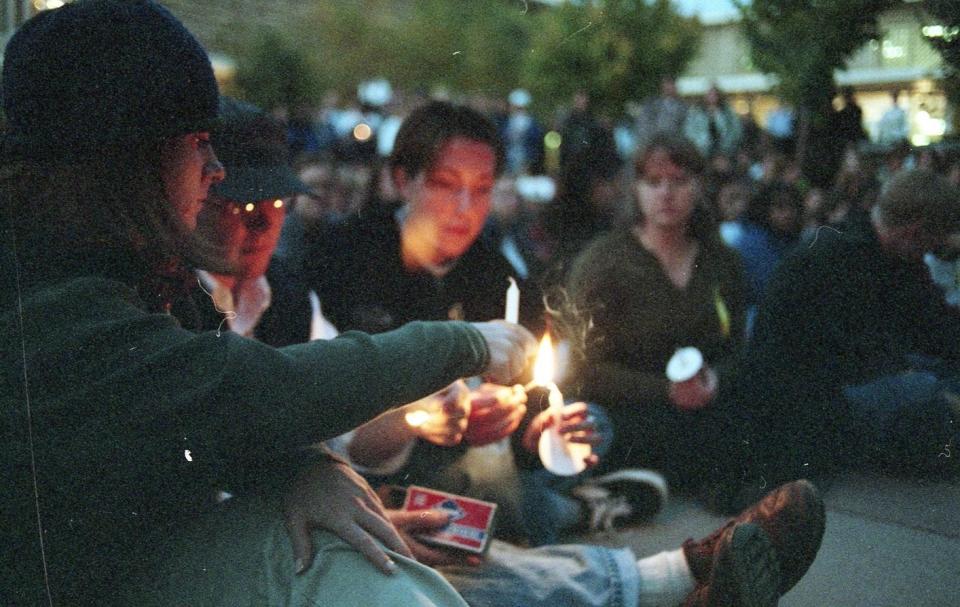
[403,381,471,447]
[530,333,592,475]
[665,347,718,411]
[521,401,600,457]
[463,383,527,446]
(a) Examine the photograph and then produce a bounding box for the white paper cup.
[665,347,704,383]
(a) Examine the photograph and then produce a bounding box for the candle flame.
[533,333,554,385]
[405,410,430,428]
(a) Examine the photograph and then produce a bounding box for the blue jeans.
[842,356,959,473]
[442,540,640,607]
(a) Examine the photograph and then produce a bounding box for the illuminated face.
[197,195,288,280]
[160,132,225,230]
[636,150,697,232]
[397,137,496,267]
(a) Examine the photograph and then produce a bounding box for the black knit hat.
[1,0,220,161]
[212,97,312,202]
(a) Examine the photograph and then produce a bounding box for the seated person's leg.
[123,497,468,607]
[843,369,957,475]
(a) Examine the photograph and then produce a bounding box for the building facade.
[678,2,951,144]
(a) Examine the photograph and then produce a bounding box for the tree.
[735,0,896,185]
[223,0,532,104]
[232,29,327,112]
[736,0,897,111]
[522,0,702,119]
[923,0,960,111]
[374,0,531,100]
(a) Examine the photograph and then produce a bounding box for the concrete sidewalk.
[576,472,960,606]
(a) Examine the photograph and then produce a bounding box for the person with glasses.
[563,133,750,508]
[178,97,337,346]
[171,98,828,607]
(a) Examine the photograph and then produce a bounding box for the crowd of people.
[5,1,960,606]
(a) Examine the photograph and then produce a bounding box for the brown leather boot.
[683,480,825,596]
[681,523,780,607]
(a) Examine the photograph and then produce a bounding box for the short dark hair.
[877,169,960,235]
[745,180,804,234]
[388,101,504,181]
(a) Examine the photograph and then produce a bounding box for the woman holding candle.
[565,133,751,502]
[0,2,535,604]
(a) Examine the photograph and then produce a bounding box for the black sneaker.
[571,468,668,531]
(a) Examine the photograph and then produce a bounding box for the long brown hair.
[1,139,226,299]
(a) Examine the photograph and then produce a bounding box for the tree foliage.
[923,0,960,107]
[734,0,897,111]
[165,0,702,116]
[522,0,702,118]
[233,29,327,111]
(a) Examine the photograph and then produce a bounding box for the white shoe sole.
[594,468,669,504]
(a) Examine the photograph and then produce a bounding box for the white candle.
[666,347,704,383]
[504,277,520,324]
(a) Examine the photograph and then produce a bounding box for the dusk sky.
[671,0,742,21]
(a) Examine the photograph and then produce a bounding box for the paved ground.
[574,472,960,606]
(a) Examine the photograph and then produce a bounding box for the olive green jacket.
[2,275,487,604]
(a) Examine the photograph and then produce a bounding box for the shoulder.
[568,230,645,289]
[312,209,400,267]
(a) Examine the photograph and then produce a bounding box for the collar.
[196,270,272,337]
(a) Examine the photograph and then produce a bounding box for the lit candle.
[532,333,591,476]
[504,277,520,324]
[405,409,430,428]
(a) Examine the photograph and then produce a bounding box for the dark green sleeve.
[19,278,489,477]
[140,319,490,444]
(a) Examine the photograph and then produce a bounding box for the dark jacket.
[2,272,487,605]
[565,227,748,409]
[741,221,960,471]
[305,205,541,334]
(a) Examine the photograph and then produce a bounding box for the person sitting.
[739,168,960,484]
[154,89,829,607]
[174,97,335,345]
[1,2,534,604]
[563,134,750,500]
[302,100,664,545]
[724,180,804,332]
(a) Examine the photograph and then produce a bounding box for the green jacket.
[565,227,747,409]
[2,275,487,604]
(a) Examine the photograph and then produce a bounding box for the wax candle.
[666,347,704,383]
[504,277,519,324]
